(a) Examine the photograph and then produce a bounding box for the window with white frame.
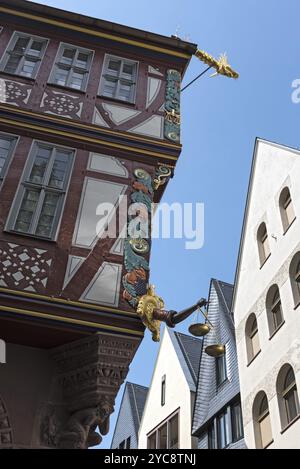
[147,411,179,449]
[0,32,48,78]
[207,400,244,449]
[7,142,74,239]
[49,43,93,91]
[217,410,230,449]
[0,133,17,185]
[99,55,138,103]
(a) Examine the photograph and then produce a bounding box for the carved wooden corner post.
[51,333,140,449]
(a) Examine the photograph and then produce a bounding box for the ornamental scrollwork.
[164,69,181,143]
[153,165,173,190]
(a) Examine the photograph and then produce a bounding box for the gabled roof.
[110,381,148,448]
[212,279,235,327]
[127,382,149,429]
[232,137,300,311]
[168,330,202,392]
[192,278,241,434]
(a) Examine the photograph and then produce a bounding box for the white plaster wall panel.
[92,108,109,127]
[88,153,128,178]
[129,115,164,139]
[102,103,141,125]
[80,261,122,307]
[148,65,164,77]
[73,178,127,248]
[110,225,127,256]
[138,328,193,449]
[234,140,300,448]
[146,77,161,108]
[63,255,85,288]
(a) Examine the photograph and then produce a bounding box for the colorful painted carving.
[164,69,181,143]
[122,168,153,307]
[153,165,172,190]
[122,165,173,311]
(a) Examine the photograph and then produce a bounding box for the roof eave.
[3,0,198,61]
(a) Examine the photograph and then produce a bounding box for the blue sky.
[29,0,300,447]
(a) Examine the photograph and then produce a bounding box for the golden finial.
[194,49,239,79]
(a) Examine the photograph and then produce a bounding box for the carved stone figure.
[40,406,60,447]
[58,399,113,449]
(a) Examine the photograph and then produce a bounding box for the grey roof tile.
[192,279,242,434]
[127,383,148,429]
[168,330,202,391]
[110,382,148,449]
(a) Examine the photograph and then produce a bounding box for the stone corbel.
[51,333,140,449]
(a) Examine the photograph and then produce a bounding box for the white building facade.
[233,139,300,449]
[138,328,201,449]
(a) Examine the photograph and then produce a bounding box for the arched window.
[289,253,300,307]
[266,285,284,337]
[245,314,260,364]
[279,187,295,232]
[257,223,270,266]
[277,364,300,429]
[253,391,273,449]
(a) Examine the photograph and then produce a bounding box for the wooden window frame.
[49,42,94,92]
[0,31,48,79]
[6,140,74,240]
[0,132,18,186]
[99,54,138,103]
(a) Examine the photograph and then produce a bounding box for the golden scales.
[188,305,225,358]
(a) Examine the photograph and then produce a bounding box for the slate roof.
[213,279,235,326]
[192,279,241,435]
[168,330,203,392]
[127,382,148,428]
[110,382,148,448]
